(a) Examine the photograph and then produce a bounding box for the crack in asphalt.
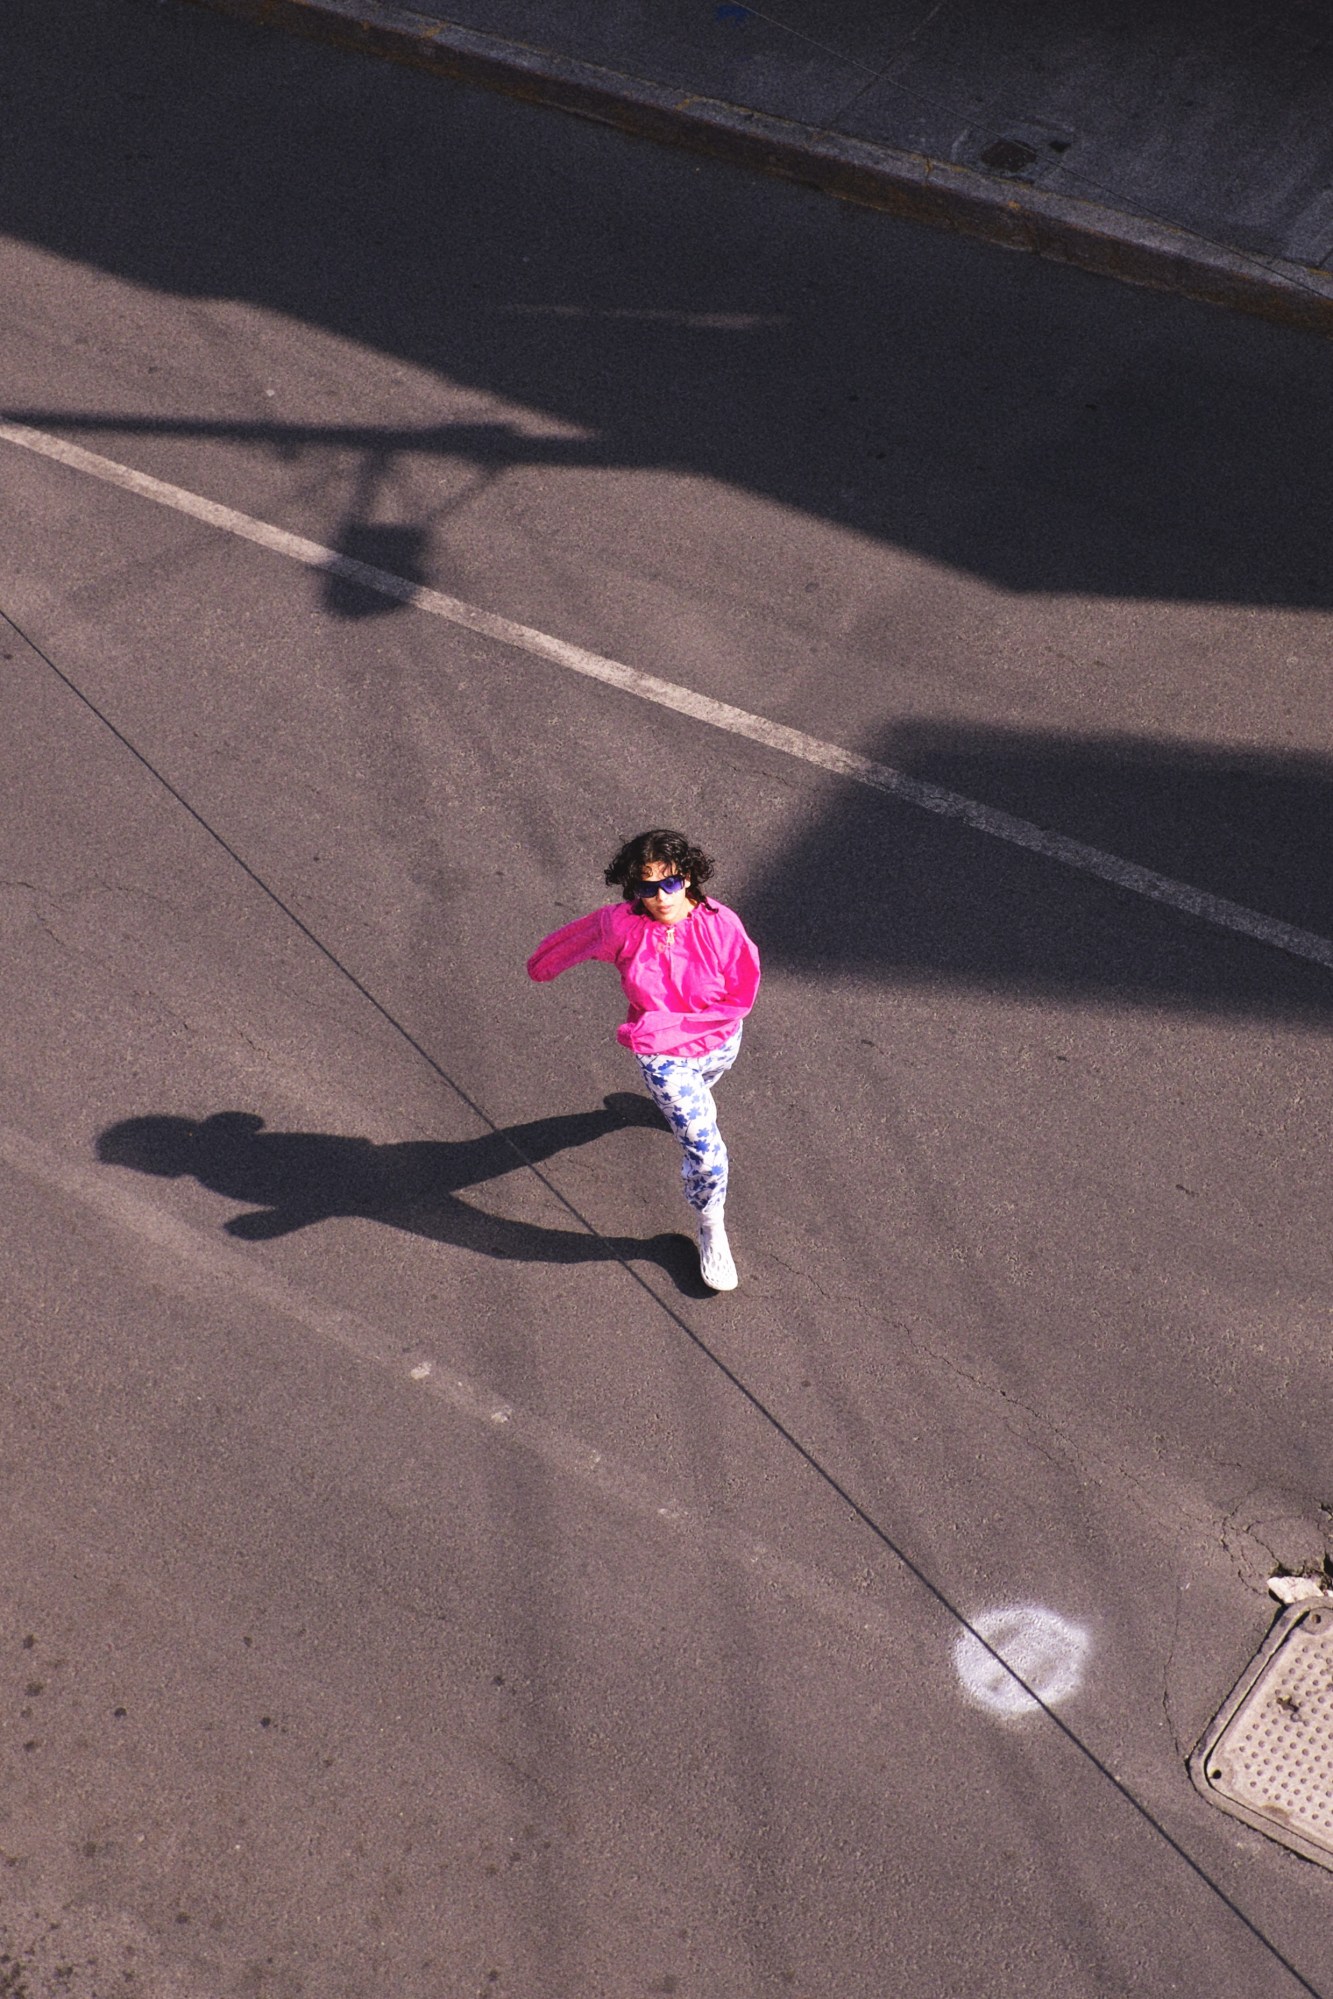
[1161,1578,1189,1761]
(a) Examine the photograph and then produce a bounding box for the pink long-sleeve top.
[527,899,761,1058]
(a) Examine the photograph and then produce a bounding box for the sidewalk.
[194,0,1333,333]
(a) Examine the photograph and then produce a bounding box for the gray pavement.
[193,0,1333,331]
[3,2,1333,1995]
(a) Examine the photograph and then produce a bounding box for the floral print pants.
[636,1027,742,1218]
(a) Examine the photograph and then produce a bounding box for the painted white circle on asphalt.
[953,1604,1090,1718]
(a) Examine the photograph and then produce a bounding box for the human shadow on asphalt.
[746,721,1333,1021]
[7,0,1333,615]
[95,1095,709,1294]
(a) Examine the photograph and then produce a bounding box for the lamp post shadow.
[96,1094,707,1296]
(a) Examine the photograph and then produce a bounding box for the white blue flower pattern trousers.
[636,1027,742,1218]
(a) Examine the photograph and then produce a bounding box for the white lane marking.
[0,1119,909,1664]
[953,1603,1091,1718]
[4,417,1331,974]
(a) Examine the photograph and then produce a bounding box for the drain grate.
[1191,1601,1333,1869]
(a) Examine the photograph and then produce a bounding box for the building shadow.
[96,1094,708,1293]
[746,721,1333,1021]
[7,0,1333,615]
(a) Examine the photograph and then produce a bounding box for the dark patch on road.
[4,0,1332,619]
[323,520,431,619]
[96,1095,708,1289]
[749,720,1333,1022]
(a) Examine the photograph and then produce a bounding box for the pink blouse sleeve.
[720,911,761,1016]
[526,907,615,982]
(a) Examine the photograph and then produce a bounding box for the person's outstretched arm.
[527,906,614,982]
[721,915,761,1015]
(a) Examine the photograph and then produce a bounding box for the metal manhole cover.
[1191,1601,1333,1869]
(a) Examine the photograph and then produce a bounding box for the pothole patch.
[955,122,1075,183]
[1191,1601,1333,1870]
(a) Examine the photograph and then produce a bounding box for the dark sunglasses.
[634,874,686,898]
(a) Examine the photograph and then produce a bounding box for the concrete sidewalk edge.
[192,0,1333,337]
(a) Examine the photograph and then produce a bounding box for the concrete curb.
[191,0,1333,337]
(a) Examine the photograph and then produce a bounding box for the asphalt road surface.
[2,3,1332,1996]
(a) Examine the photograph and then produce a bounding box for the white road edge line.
[5,417,1330,974]
[0,1116,912,1663]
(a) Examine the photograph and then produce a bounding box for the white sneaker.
[698,1215,738,1291]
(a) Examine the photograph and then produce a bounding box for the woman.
[527,830,761,1290]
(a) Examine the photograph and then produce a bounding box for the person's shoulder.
[699,901,758,952]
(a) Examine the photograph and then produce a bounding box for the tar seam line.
[3,600,1323,1999]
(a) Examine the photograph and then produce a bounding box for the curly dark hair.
[604,829,716,908]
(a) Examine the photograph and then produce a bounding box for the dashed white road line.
[4,417,1330,974]
[0,1118,912,1665]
